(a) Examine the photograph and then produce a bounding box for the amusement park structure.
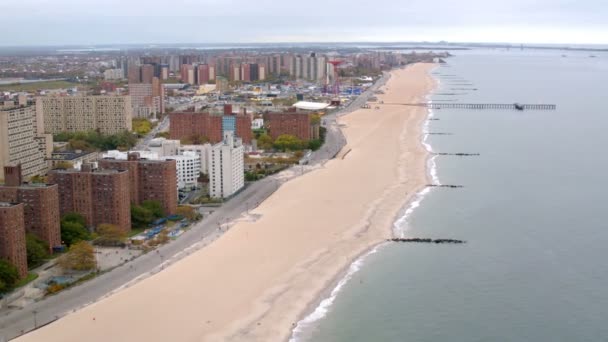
[327,60,343,97]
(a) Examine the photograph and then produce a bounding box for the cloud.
[0,0,606,45]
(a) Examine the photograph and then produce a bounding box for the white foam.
[288,245,384,342]
[393,93,440,237]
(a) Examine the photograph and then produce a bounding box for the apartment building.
[98,153,177,216]
[0,101,51,181]
[0,165,61,252]
[208,131,244,199]
[263,111,313,141]
[0,202,27,278]
[169,112,252,144]
[47,165,132,233]
[36,95,133,135]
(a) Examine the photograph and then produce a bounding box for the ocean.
[291,49,608,341]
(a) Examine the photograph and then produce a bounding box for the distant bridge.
[382,103,556,110]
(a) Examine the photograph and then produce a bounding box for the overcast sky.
[1,0,607,46]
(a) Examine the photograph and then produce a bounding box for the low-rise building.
[149,138,181,157]
[49,150,99,170]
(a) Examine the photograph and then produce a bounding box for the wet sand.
[16,63,435,342]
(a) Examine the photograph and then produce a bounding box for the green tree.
[141,200,165,218]
[308,139,322,151]
[58,241,96,272]
[95,224,127,246]
[61,212,86,226]
[26,234,49,268]
[273,134,304,151]
[0,260,19,293]
[257,133,273,150]
[131,205,154,228]
[60,213,91,246]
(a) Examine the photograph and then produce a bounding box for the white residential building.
[104,68,124,80]
[252,118,264,130]
[208,131,244,199]
[164,152,201,190]
[178,144,211,175]
[101,149,201,190]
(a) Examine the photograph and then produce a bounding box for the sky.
[1,0,607,46]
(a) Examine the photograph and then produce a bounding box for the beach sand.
[16,63,435,342]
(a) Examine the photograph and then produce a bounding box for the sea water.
[292,49,608,341]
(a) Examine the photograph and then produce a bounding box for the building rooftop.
[293,101,330,111]
[50,168,127,175]
[0,182,55,189]
[50,150,96,161]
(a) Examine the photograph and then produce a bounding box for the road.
[0,74,389,341]
[134,115,169,151]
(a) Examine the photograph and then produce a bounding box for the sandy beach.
[16,63,435,342]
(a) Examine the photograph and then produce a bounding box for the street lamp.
[33,310,38,329]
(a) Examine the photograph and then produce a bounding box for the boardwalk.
[383,103,556,110]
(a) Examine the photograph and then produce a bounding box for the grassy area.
[129,228,146,237]
[15,272,39,288]
[0,80,83,92]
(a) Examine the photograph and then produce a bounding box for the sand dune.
[16,63,435,342]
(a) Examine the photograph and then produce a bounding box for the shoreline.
[289,66,437,341]
[15,63,436,342]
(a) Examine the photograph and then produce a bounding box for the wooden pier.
[383,103,556,110]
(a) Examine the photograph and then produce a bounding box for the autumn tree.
[95,224,127,246]
[257,133,273,150]
[58,241,96,272]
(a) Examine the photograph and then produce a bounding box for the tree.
[308,139,322,151]
[142,200,165,218]
[26,234,49,268]
[61,212,86,226]
[257,133,273,150]
[53,161,74,170]
[30,175,47,183]
[58,241,96,272]
[131,204,154,228]
[95,224,127,246]
[176,206,197,220]
[273,134,304,151]
[0,260,19,293]
[60,213,91,246]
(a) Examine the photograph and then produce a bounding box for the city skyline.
[1,0,607,46]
